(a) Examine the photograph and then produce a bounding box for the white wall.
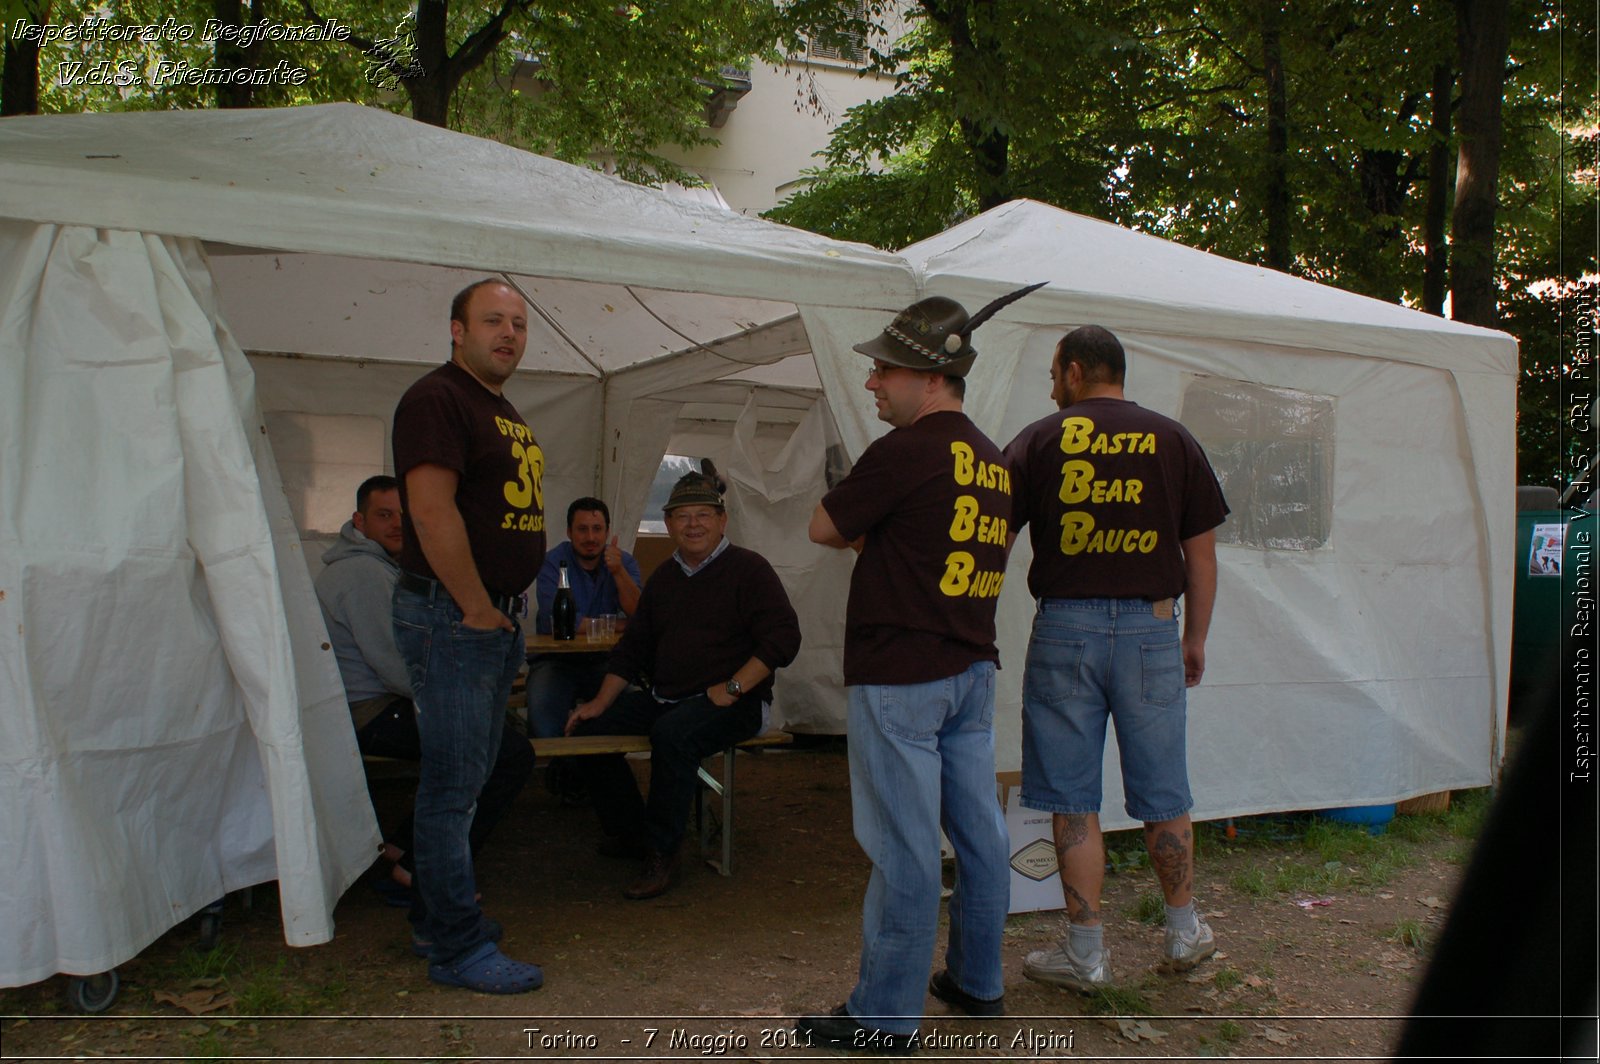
[657,6,910,216]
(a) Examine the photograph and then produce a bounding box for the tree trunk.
[1422,60,1453,315]
[405,0,457,127]
[213,0,264,108]
[925,0,1010,211]
[1260,0,1292,271]
[1,0,48,116]
[1449,0,1509,327]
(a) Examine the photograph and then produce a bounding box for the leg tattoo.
[1146,825,1192,901]
[1055,814,1091,852]
[1054,814,1103,924]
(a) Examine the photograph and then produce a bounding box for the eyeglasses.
[866,362,906,381]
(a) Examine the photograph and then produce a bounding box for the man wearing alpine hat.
[565,468,801,901]
[797,285,1044,1054]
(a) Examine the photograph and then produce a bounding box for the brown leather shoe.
[623,849,679,900]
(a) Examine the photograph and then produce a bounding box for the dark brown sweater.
[606,543,800,703]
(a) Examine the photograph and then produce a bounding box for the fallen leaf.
[1295,897,1335,908]
[1243,974,1268,988]
[1115,1019,1168,1043]
[1338,918,1359,925]
[1378,891,1396,900]
[1261,1025,1296,1045]
[1420,896,1446,909]
[154,988,236,1015]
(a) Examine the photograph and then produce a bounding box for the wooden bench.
[531,731,793,876]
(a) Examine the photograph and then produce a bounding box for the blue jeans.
[1020,597,1192,822]
[354,697,533,875]
[392,585,528,964]
[572,689,762,855]
[523,654,609,739]
[845,661,1009,1035]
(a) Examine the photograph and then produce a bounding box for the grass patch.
[1391,917,1429,951]
[1196,1018,1246,1056]
[1230,866,1270,897]
[1211,966,1244,992]
[1440,788,1491,837]
[1130,891,1165,926]
[1084,982,1154,1015]
[1208,797,1482,902]
[231,959,291,1014]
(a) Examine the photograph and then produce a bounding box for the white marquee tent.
[0,104,1515,987]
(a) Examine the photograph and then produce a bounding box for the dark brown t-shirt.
[393,361,546,596]
[1003,396,1228,601]
[822,410,1012,686]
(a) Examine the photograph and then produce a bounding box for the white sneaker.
[1023,942,1111,992]
[1160,915,1216,972]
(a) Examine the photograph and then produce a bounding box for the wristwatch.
[724,678,743,698]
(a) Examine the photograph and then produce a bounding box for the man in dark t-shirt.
[389,279,546,996]
[797,287,1044,1052]
[1003,325,1228,994]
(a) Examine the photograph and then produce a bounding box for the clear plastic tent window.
[1179,375,1335,551]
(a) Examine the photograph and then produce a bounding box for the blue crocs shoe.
[428,941,543,995]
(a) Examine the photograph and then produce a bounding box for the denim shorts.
[1020,597,1192,823]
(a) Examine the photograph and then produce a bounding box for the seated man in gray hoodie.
[316,475,533,905]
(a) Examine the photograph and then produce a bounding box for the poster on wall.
[1528,523,1565,576]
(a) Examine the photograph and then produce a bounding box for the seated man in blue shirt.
[526,497,644,739]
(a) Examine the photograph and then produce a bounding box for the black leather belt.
[398,571,525,618]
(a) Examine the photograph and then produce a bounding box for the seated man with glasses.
[565,470,801,899]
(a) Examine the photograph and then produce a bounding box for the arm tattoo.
[1146,826,1192,898]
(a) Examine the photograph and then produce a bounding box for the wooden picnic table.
[526,631,621,655]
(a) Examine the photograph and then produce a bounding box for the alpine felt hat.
[852,282,1046,378]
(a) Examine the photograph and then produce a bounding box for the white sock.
[1068,922,1104,957]
[1165,900,1199,934]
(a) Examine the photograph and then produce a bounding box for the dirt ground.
[0,742,1472,1062]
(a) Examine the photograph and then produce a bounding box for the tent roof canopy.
[907,200,1516,373]
[0,102,917,311]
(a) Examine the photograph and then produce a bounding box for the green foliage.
[1105,830,1151,874]
[768,0,1593,486]
[6,0,875,186]
[1440,787,1492,838]
[1212,966,1244,992]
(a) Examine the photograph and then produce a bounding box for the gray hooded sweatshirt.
[315,520,412,722]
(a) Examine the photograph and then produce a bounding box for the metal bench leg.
[696,762,720,868]
[721,746,735,876]
[693,749,736,876]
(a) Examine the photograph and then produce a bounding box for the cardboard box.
[998,771,1064,914]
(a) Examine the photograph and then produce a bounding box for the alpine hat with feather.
[852,282,1046,378]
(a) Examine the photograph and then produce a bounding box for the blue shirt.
[534,540,643,634]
